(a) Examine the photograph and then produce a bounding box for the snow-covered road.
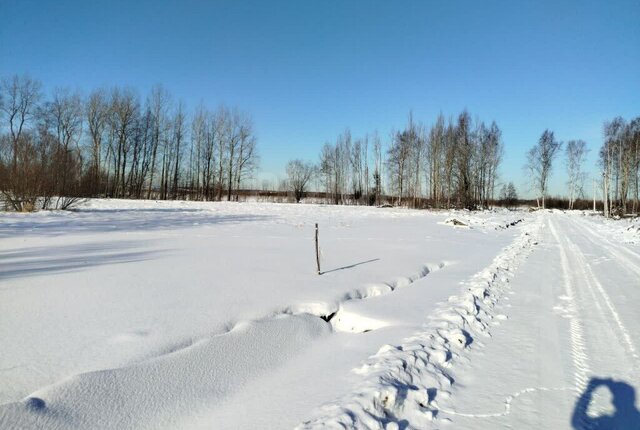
[1,202,639,429]
[429,213,640,430]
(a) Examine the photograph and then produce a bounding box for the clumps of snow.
[501,219,524,229]
[622,223,640,243]
[577,211,640,244]
[297,214,543,429]
[438,209,525,231]
[443,218,469,228]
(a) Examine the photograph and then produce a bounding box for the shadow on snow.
[320,258,380,275]
[571,377,640,429]
[0,209,272,238]
[0,240,168,281]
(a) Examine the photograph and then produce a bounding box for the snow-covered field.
[1,200,638,429]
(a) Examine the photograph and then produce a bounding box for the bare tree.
[0,75,262,210]
[565,140,588,210]
[630,118,640,214]
[600,116,640,216]
[146,85,171,199]
[499,182,518,209]
[387,115,415,206]
[350,137,364,202]
[526,129,562,209]
[427,114,445,206]
[0,75,42,175]
[601,118,625,217]
[86,89,109,194]
[0,75,43,210]
[233,116,259,200]
[214,106,229,200]
[372,132,383,205]
[443,119,457,208]
[286,159,315,202]
[411,123,427,208]
[171,102,186,199]
[108,87,139,198]
[189,105,208,199]
[454,111,474,208]
[49,88,84,201]
[319,131,350,204]
[225,110,242,201]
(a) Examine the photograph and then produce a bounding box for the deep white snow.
[1,201,638,429]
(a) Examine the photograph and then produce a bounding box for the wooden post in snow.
[315,223,321,275]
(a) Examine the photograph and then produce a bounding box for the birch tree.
[525,129,562,209]
[565,140,588,210]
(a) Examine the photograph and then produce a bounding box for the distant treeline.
[284,111,504,209]
[0,75,258,211]
[1,74,638,215]
[521,118,639,216]
[599,117,640,216]
[240,189,601,212]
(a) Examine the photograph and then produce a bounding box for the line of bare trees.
[0,74,259,211]
[600,116,640,217]
[8,74,634,215]
[286,111,504,209]
[316,129,381,206]
[525,129,563,210]
[525,130,591,211]
[524,118,640,215]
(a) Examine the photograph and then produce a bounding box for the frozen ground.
[0,201,638,429]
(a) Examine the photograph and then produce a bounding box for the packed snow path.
[404,213,640,430]
[1,202,639,429]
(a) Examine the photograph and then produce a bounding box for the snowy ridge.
[440,213,524,231]
[549,219,592,409]
[297,214,542,429]
[281,262,447,333]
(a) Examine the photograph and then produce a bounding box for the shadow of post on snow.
[320,258,380,275]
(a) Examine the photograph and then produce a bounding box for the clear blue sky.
[1,0,639,196]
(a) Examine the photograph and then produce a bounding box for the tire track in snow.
[561,218,640,365]
[549,217,606,430]
[550,216,640,429]
[574,215,640,277]
[581,214,640,255]
[548,219,592,394]
[419,215,635,426]
[567,240,640,364]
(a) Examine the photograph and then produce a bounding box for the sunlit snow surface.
[1,201,638,429]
